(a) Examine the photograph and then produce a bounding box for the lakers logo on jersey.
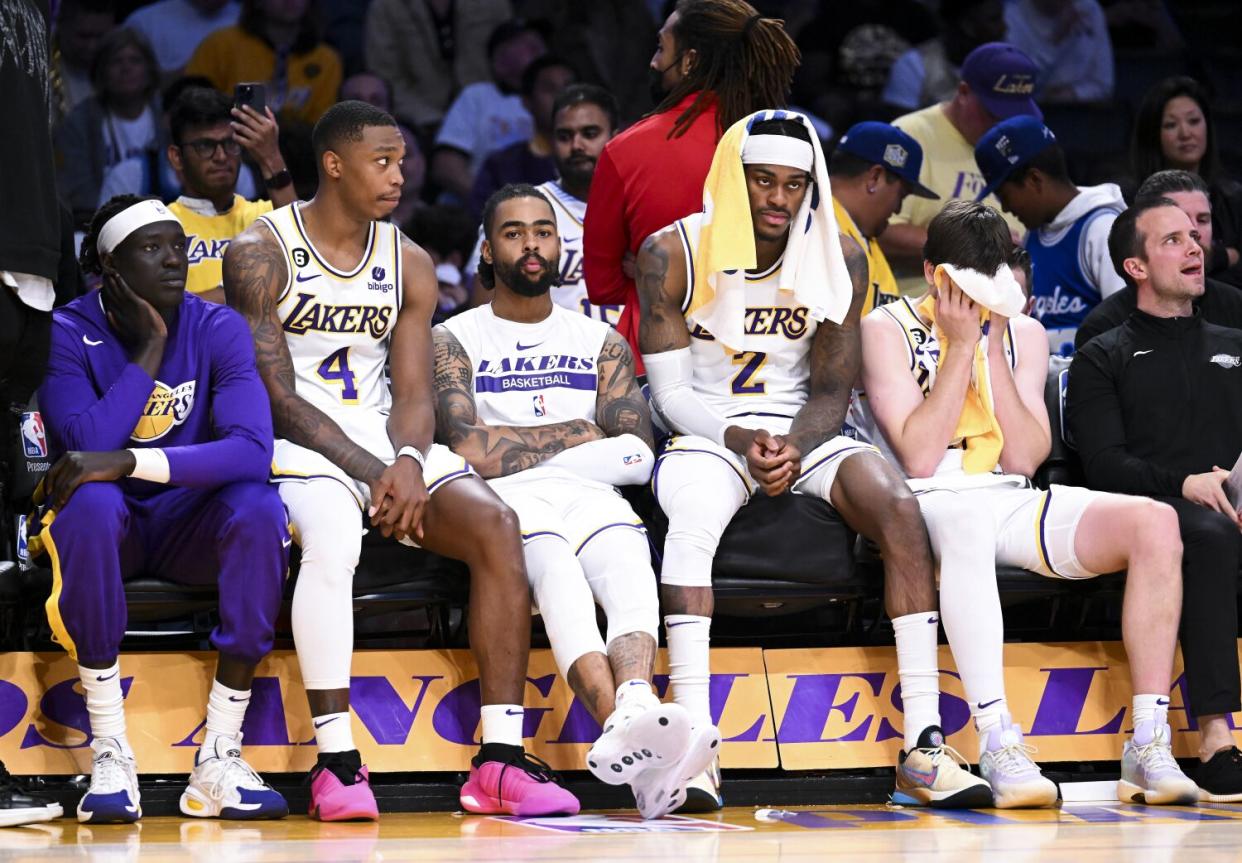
[281,292,395,338]
[131,380,197,441]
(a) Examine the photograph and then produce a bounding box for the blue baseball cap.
[973,115,1058,201]
[835,122,939,199]
[961,42,1041,122]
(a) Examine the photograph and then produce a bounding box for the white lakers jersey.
[673,213,817,427]
[259,202,403,446]
[467,181,622,326]
[441,302,608,429]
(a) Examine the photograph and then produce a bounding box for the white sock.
[311,711,355,754]
[975,701,1009,741]
[665,614,712,728]
[892,612,942,750]
[1132,693,1169,730]
[200,680,250,761]
[79,662,132,757]
[480,704,524,746]
[614,678,659,712]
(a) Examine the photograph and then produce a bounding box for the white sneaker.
[631,724,721,819]
[587,701,690,786]
[978,719,1059,809]
[1118,721,1200,806]
[180,736,288,820]
[77,738,141,824]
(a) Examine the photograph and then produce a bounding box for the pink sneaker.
[460,751,580,816]
[308,752,379,822]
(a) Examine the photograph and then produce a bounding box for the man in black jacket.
[1075,170,1242,350]
[1068,196,1242,800]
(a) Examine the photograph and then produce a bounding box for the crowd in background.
[32,0,1242,324]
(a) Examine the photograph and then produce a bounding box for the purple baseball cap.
[960,42,1042,122]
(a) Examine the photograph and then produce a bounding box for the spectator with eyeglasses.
[165,86,294,302]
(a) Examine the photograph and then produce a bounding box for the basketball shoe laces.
[496,752,563,803]
[91,748,133,795]
[1132,727,1180,774]
[988,736,1041,775]
[914,740,973,772]
[200,748,266,799]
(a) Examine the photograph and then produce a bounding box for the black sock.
[475,742,524,767]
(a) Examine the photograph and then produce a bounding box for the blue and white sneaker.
[180,735,288,820]
[978,719,1059,809]
[77,737,141,824]
[1119,721,1200,806]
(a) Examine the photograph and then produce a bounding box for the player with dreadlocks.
[583,0,801,367]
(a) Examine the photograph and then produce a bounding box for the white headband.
[741,134,814,173]
[96,200,182,257]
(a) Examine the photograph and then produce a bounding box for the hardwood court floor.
[6,803,1242,861]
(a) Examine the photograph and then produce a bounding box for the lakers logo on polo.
[131,380,197,441]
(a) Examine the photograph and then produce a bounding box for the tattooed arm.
[595,328,654,449]
[783,234,870,457]
[223,223,387,485]
[432,326,605,479]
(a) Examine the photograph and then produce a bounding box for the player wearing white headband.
[34,194,291,823]
[636,115,990,811]
[859,199,1196,808]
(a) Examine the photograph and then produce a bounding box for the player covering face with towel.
[858,199,1197,808]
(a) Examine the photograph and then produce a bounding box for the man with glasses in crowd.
[166,86,294,303]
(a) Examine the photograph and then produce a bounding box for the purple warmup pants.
[42,481,289,666]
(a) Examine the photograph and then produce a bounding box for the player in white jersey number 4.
[225,102,578,821]
[434,184,720,819]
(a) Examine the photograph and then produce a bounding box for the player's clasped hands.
[367,457,430,542]
[744,430,802,497]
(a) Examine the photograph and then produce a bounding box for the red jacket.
[583,92,720,371]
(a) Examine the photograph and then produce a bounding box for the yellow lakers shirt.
[169,195,273,296]
[833,196,899,317]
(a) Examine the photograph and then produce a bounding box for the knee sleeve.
[577,526,660,646]
[281,480,363,690]
[656,455,747,588]
[525,535,607,679]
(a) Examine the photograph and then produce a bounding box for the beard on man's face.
[647,67,672,104]
[494,252,560,297]
[557,154,596,190]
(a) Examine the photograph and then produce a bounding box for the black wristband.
[264,169,293,190]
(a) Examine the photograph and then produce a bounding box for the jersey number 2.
[731,351,767,395]
[317,347,359,403]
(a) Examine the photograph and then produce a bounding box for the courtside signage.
[0,648,775,774]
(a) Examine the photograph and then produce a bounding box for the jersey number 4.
[731,351,767,395]
[317,347,359,403]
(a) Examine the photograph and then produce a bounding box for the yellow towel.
[917,268,1004,474]
[688,109,854,351]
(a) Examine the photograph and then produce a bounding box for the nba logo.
[16,515,29,569]
[20,411,46,458]
[533,394,546,417]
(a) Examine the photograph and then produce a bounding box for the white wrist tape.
[127,448,170,483]
[397,445,427,472]
[643,347,731,446]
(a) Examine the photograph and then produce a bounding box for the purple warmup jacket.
[38,290,274,498]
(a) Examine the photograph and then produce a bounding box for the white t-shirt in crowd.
[434,81,532,175]
[103,107,156,168]
[125,0,241,72]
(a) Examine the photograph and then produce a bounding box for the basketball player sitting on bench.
[435,183,721,819]
[858,199,1196,808]
[636,111,987,811]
